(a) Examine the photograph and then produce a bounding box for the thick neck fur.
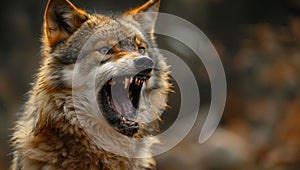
[13,67,155,169]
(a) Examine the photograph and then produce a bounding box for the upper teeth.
[109,76,150,89]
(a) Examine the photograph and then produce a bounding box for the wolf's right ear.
[44,0,88,47]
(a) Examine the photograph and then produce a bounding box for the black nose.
[134,56,154,69]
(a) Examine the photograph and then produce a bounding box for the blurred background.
[1,0,300,169]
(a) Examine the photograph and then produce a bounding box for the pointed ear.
[123,0,160,34]
[44,0,88,46]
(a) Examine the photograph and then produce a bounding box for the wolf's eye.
[98,46,113,55]
[138,47,146,55]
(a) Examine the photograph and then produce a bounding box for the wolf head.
[39,0,170,138]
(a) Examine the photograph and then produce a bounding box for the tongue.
[110,83,134,117]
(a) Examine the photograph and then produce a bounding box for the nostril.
[134,56,154,69]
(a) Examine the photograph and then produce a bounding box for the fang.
[124,78,129,89]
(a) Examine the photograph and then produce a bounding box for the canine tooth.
[107,96,110,103]
[145,79,149,87]
[124,78,129,89]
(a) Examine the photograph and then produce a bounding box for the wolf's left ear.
[123,0,160,34]
[44,0,88,46]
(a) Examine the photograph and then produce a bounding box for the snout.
[134,56,154,69]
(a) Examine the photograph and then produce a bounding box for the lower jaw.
[115,119,139,137]
[99,88,140,137]
[99,72,151,137]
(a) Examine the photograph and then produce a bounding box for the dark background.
[1,0,300,169]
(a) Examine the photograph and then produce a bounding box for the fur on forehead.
[86,14,147,36]
[43,0,159,48]
[78,15,148,48]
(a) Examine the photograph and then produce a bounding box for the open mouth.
[99,69,152,137]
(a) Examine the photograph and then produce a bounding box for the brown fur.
[10,0,170,169]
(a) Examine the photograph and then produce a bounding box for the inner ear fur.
[123,0,160,34]
[44,0,88,46]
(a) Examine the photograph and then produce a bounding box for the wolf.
[10,0,170,169]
